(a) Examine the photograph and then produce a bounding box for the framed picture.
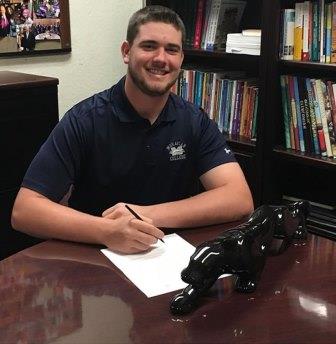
[0,0,71,57]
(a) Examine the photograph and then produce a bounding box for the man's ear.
[121,41,130,64]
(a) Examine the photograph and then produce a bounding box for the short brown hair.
[126,5,186,45]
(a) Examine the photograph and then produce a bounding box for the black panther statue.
[170,201,310,315]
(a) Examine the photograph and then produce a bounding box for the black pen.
[125,204,165,244]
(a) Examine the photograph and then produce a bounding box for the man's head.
[126,5,185,47]
[122,6,185,98]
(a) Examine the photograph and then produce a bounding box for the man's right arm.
[11,187,164,254]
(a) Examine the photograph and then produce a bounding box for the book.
[315,79,332,157]
[310,79,327,157]
[305,77,320,155]
[282,9,295,60]
[293,76,305,152]
[280,75,291,149]
[294,2,304,61]
[331,2,336,63]
[213,0,247,51]
[319,0,325,62]
[193,0,206,49]
[242,29,261,36]
[325,2,332,63]
[301,1,310,61]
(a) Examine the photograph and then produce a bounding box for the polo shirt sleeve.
[22,109,87,202]
[195,110,236,177]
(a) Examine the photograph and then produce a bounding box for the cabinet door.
[0,87,58,190]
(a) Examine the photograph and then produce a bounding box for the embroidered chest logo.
[166,141,186,161]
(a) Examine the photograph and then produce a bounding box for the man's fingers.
[130,219,164,241]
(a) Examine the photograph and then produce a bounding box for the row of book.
[280,1,336,63]
[172,69,259,139]
[280,75,336,158]
[171,0,246,50]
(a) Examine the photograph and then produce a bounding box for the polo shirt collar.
[112,77,177,125]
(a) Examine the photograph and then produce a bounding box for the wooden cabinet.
[0,71,59,259]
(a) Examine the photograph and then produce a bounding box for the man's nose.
[153,47,167,63]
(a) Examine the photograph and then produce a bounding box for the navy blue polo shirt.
[22,77,236,216]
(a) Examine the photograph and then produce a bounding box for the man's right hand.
[101,214,164,254]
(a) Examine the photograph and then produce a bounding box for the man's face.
[122,21,184,97]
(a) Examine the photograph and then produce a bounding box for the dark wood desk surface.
[1,225,335,344]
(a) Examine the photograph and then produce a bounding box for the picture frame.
[0,0,71,57]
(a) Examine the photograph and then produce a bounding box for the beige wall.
[0,0,142,116]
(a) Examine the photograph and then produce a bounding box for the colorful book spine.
[294,2,304,61]
[305,77,320,154]
[315,79,332,156]
[193,0,206,49]
[322,80,336,157]
[312,1,320,62]
[282,9,295,60]
[298,77,313,153]
[311,79,327,157]
[325,2,332,63]
[293,76,306,152]
[331,2,336,63]
[280,75,291,149]
[302,1,310,61]
[288,75,300,150]
[319,0,325,62]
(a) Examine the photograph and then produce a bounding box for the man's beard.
[128,65,178,97]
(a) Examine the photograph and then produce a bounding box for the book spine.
[293,76,306,152]
[298,76,313,153]
[193,0,206,49]
[251,88,259,139]
[325,2,332,63]
[310,79,328,157]
[239,81,248,136]
[282,9,295,60]
[201,0,211,49]
[312,1,320,61]
[331,2,336,63]
[310,78,327,156]
[229,80,237,134]
[305,77,320,154]
[294,2,304,60]
[232,80,242,135]
[205,0,221,51]
[320,0,325,62]
[323,80,336,157]
[280,75,292,149]
[218,79,228,132]
[315,79,332,156]
[288,75,300,150]
[224,79,232,133]
[302,1,310,61]
[327,80,336,134]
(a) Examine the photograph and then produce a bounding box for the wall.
[0,0,142,116]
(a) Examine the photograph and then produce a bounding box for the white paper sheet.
[101,233,197,297]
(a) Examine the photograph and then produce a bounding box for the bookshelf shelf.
[273,147,336,169]
[224,134,256,154]
[183,49,259,72]
[279,60,336,77]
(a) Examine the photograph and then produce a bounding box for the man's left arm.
[103,162,254,228]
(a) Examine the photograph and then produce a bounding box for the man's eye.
[166,47,179,54]
[142,44,155,50]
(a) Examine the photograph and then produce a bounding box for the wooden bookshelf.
[143,0,336,238]
[146,0,263,204]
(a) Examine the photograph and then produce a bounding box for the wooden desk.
[0,225,335,343]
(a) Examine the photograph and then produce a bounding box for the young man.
[12,6,253,254]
